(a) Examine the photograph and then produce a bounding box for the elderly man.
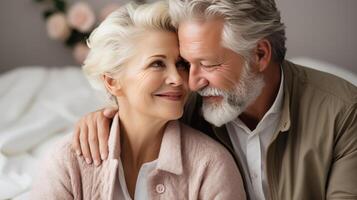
[72,0,357,199]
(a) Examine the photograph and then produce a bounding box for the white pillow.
[289,57,357,86]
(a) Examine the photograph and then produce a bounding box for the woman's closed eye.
[176,60,190,71]
[150,60,166,69]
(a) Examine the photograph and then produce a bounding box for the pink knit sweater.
[30,116,246,199]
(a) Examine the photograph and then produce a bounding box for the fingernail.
[94,160,100,166]
[86,158,92,164]
[76,151,81,156]
[101,153,107,160]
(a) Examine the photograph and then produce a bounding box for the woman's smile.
[154,90,185,101]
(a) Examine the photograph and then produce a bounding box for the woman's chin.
[158,109,184,121]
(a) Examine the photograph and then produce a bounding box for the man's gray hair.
[168,0,286,62]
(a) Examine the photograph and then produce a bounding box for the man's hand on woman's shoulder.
[72,107,118,166]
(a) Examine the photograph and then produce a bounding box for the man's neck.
[239,63,282,130]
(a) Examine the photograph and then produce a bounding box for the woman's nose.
[166,67,183,86]
[188,65,208,91]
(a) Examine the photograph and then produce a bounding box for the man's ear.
[253,39,272,72]
[102,74,123,96]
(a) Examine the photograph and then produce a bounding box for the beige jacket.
[182,60,357,200]
[30,115,246,200]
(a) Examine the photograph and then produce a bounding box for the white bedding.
[0,66,105,200]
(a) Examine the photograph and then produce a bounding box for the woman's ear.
[253,39,272,72]
[102,74,123,96]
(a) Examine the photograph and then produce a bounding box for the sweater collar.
[107,115,183,175]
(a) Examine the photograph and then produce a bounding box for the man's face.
[178,18,245,94]
[178,18,265,126]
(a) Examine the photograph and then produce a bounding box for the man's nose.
[189,65,208,91]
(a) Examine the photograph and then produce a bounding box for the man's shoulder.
[285,60,357,105]
[284,60,357,141]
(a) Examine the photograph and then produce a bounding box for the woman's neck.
[118,106,167,198]
[119,109,166,166]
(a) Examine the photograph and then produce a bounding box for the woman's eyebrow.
[149,54,166,59]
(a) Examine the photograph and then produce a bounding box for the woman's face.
[113,30,189,121]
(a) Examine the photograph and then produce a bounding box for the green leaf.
[43,10,55,19]
[54,0,66,12]
[65,30,90,47]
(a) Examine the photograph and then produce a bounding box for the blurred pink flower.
[73,43,90,64]
[67,2,95,32]
[46,13,71,41]
[100,3,121,21]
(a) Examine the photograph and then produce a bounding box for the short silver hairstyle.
[83,1,175,92]
[168,0,286,63]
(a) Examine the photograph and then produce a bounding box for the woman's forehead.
[134,30,180,58]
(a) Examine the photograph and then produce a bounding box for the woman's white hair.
[83,0,175,92]
[168,0,286,63]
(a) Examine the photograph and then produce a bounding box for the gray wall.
[0,0,130,73]
[1,0,356,73]
[276,0,357,73]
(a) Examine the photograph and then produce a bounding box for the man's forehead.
[177,19,225,56]
[178,18,224,37]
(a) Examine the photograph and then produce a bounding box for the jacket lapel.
[97,114,121,200]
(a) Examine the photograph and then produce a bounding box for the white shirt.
[226,69,284,200]
[116,159,158,200]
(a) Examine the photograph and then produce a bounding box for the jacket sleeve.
[199,147,247,200]
[327,102,357,199]
[30,138,76,200]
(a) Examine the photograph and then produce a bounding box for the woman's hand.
[72,107,118,166]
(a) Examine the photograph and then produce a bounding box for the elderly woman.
[30,1,246,200]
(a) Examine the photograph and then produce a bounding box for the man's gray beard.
[198,62,265,127]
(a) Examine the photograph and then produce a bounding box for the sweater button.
[156,184,165,194]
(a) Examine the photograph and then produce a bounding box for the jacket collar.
[97,114,120,200]
[108,114,121,160]
[267,61,292,144]
[156,120,183,175]
[107,115,183,175]
[278,60,292,133]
